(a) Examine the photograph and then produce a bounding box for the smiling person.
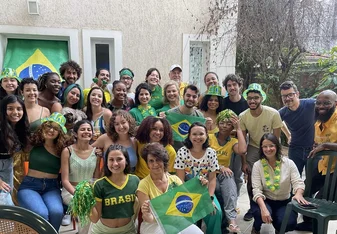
[61,120,100,234]
[57,60,82,100]
[174,122,222,234]
[90,145,140,234]
[239,83,283,222]
[84,68,111,105]
[135,116,176,179]
[61,84,87,127]
[38,72,63,113]
[0,68,21,100]
[93,110,137,171]
[108,80,134,112]
[198,72,226,106]
[18,113,71,231]
[20,78,50,133]
[251,133,307,234]
[209,110,246,233]
[168,64,187,98]
[0,95,29,206]
[278,81,315,175]
[145,68,163,110]
[129,83,156,125]
[85,87,112,139]
[137,142,203,234]
[156,80,181,116]
[199,85,224,134]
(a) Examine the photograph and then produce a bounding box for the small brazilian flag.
[150,177,214,234]
[3,39,69,80]
[166,112,205,142]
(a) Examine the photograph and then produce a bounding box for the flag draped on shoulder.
[165,112,205,142]
[150,177,213,234]
[3,39,68,80]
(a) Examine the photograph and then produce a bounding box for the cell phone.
[299,203,318,209]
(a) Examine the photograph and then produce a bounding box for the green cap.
[243,83,267,102]
[206,85,222,97]
[41,112,67,133]
[0,68,21,82]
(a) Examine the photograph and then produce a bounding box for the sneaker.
[251,227,260,234]
[243,209,253,221]
[61,214,71,226]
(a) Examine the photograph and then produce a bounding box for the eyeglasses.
[315,101,333,106]
[281,93,296,99]
[120,77,133,81]
[262,144,276,149]
[44,122,60,131]
[247,96,260,101]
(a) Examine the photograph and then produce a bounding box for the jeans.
[288,146,312,176]
[0,157,14,205]
[252,198,297,232]
[18,176,63,231]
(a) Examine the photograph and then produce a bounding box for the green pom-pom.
[216,109,237,124]
[67,180,96,226]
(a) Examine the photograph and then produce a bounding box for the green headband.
[120,69,133,78]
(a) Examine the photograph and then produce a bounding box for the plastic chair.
[279,150,337,234]
[0,205,58,234]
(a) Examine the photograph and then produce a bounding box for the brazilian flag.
[3,39,68,80]
[150,177,213,234]
[166,112,205,142]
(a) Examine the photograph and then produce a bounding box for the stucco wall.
[0,0,236,88]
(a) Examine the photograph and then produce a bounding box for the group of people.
[0,60,334,234]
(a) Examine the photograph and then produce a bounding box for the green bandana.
[120,69,133,78]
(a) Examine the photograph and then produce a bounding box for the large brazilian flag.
[3,39,69,80]
[150,177,213,234]
[166,112,206,142]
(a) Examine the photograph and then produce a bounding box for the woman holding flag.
[137,142,203,234]
[174,122,222,234]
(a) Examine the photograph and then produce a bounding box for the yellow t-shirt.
[208,134,238,167]
[239,105,283,148]
[83,88,111,106]
[179,82,188,98]
[137,173,182,199]
[315,109,337,175]
[135,141,176,179]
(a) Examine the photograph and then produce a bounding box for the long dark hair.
[86,87,107,121]
[0,80,20,100]
[199,95,224,114]
[259,133,282,161]
[134,83,152,106]
[184,122,209,150]
[0,95,29,153]
[104,144,131,176]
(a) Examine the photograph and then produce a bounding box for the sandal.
[227,223,241,233]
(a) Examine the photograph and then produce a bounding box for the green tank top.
[29,146,60,174]
[29,107,43,133]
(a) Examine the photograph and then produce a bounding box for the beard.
[316,106,336,123]
[249,102,261,110]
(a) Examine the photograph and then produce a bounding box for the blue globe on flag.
[178,122,190,135]
[19,64,52,80]
[175,195,193,214]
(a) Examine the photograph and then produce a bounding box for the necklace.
[261,158,281,191]
[137,105,155,118]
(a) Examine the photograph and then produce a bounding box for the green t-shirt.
[129,105,157,125]
[148,85,163,110]
[94,174,140,219]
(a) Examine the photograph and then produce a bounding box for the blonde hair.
[163,80,180,104]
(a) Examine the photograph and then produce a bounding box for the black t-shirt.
[223,96,249,115]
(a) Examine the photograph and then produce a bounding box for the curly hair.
[222,74,243,89]
[38,72,60,92]
[199,95,224,114]
[85,87,107,121]
[30,122,71,155]
[0,95,29,153]
[19,77,38,91]
[142,142,169,172]
[184,122,209,150]
[106,110,136,141]
[59,60,82,79]
[136,116,173,146]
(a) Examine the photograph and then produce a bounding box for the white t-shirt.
[174,146,219,179]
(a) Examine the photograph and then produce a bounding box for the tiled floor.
[60,184,337,234]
